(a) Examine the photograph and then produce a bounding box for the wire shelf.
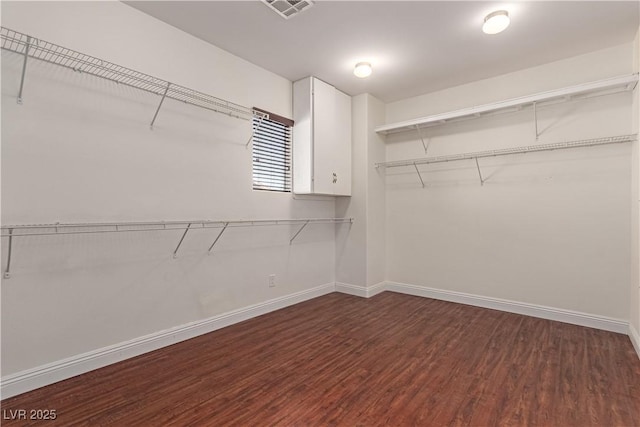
[0,27,266,122]
[0,218,353,238]
[375,74,639,135]
[0,218,354,278]
[376,135,637,169]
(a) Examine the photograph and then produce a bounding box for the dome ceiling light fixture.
[354,62,372,78]
[483,10,510,34]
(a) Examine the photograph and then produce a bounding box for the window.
[252,108,293,192]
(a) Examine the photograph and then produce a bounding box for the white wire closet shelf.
[375,74,639,135]
[376,135,636,168]
[0,218,353,237]
[1,218,354,279]
[0,27,268,126]
[376,134,636,188]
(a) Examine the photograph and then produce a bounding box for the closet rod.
[0,27,268,123]
[0,218,354,238]
[375,134,636,169]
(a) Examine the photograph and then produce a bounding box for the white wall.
[366,95,386,286]
[1,1,336,376]
[384,45,634,320]
[335,95,368,287]
[631,28,640,347]
[336,93,385,289]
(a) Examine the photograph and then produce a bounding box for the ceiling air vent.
[261,0,315,19]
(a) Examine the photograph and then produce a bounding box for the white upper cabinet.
[293,77,351,196]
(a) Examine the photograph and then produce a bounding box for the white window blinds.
[252,110,292,192]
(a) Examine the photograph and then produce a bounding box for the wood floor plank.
[2,292,639,426]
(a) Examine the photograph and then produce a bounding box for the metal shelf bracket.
[246,113,267,148]
[16,36,31,104]
[415,125,430,154]
[150,82,171,130]
[172,222,191,259]
[533,101,539,140]
[4,229,13,279]
[290,220,310,245]
[474,157,485,186]
[413,162,426,188]
[208,222,229,254]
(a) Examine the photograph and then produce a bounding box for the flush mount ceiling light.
[354,62,372,78]
[483,10,510,34]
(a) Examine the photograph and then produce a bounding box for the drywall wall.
[384,44,634,320]
[336,95,368,287]
[631,28,640,345]
[366,95,386,286]
[336,94,385,290]
[1,0,336,378]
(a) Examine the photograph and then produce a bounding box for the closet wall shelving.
[0,28,351,279]
[375,74,638,187]
[375,74,638,135]
[376,135,637,187]
[0,27,268,133]
[0,218,354,279]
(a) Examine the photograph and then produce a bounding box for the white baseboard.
[630,324,640,360]
[385,281,629,334]
[1,282,336,399]
[367,282,386,297]
[336,282,386,298]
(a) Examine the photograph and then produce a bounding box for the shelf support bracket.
[246,113,266,148]
[415,125,430,154]
[290,220,310,245]
[150,82,171,130]
[475,157,485,186]
[533,101,539,141]
[413,162,425,188]
[172,223,191,259]
[17,36,32,105]
[3,229,13,279]
[207,222,229,254]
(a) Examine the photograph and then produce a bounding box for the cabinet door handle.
[333,173,337,184]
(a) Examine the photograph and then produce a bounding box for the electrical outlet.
[268,274,276,287]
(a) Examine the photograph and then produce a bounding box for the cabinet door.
[332,89,351,196]
[292,77,313,194]
[312,78,337,195]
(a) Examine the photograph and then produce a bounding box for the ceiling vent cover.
[261,0,315,19]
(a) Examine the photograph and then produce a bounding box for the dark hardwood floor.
[2,292,639,426]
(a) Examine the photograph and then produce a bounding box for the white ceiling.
[125,1,640,103]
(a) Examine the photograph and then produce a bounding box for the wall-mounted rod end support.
[17,98,23,105]
[172,254,178,259]
[3,272,11,279]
